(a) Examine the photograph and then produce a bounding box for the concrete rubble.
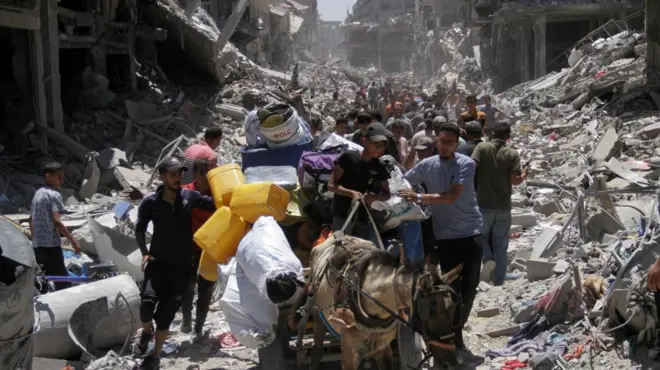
[1,0,660,369]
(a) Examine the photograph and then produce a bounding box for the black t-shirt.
[332,151,390,222]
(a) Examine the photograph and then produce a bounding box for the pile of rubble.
[459,28,660,370]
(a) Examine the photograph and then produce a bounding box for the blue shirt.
[30,186,67,247]
[136,186,215,268]
[404,154,483,240]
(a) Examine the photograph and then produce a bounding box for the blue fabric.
[479,208,512,285]
[398,221,424,264]
[404,154,483,240]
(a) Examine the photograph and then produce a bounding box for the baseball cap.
[158,157,185,174]
[465,121,483,135]
[415,136,435,151]
[364,122,389,143]
[433,116,448,125]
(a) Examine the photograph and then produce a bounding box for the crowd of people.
[318,82,525,359]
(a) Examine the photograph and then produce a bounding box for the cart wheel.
[397,324,425,370]
[257,326,288,370]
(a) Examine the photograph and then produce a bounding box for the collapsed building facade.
[475,0,646,91]
[342,0,416,72]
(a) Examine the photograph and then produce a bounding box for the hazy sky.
[318,0,355,22]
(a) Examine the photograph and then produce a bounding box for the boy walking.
[29,162,81,291]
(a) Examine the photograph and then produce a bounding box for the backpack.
[297,145,347,189]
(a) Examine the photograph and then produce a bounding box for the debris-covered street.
[3,0,660,369]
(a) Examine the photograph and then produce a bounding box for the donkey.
[290,235,463,370]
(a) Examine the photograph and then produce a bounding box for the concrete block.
[477,307,501,318]
[529,228,562,259]
[510,224,523,233]
[478,281,492,292]
[511,210,538,229]
[215,103,248,121]
[511,193,528,208]
[32,357,82,370]
[513,303,535,323]
[486,325,522,338]
[592,128,620,162]
[533,200,561,216]
[526,258,557,281]
[553,260,570,274]
[587,212,624,241]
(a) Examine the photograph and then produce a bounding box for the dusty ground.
[152,277,659,370]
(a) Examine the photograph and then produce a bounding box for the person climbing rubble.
[399,123,483,359]
[181,125,223,185]
[471,122,526,286]
[328,122,391,244]
[180,159,216,337]
[29,162,81,292]
[133,157,215,370]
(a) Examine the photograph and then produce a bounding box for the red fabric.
[182,183,214,249]
[501,360,527,370]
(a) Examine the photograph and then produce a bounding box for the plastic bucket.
[207,163,245,207]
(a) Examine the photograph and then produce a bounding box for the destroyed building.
[474,0,645,91]
[342,0,416,72]
[317,20,345,61]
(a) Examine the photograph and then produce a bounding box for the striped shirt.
[181,142,218,185]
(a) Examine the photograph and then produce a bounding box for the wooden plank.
[0,8,40,30]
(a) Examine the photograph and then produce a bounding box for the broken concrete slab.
[592,128,620,162]
[526,258,557,281]
[112,166,151,192]
[529,228,562,259]
[533,199,561,216]
[215,103,248,121]
[97,148,129,170]
[476,307,501,318]
[486,325,522,338]
[511,210,538,229]
[586,211,624,241]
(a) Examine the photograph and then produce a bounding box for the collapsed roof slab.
[493,2,642,24]
[141,1,226,82]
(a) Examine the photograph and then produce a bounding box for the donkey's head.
[413,264,463,364]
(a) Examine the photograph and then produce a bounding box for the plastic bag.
[235,216,303,299]
[244,166,299,190]
[219,263,278,349]
[319,133,363,152]
[370,161,427,231]
[244,110,267,148]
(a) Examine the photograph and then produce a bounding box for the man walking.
[458,121,484,157]
[180,159,217,336]
[182,125,223,185]
[30,162,81,292]
[133,158,215,369]
[471,123,526,286]
[400,123,483,358]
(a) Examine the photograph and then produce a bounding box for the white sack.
[319,133,363,152]
[235,216,303,298]
[244,110,267,148]
[219,263,278,349]
[371,164,427,230]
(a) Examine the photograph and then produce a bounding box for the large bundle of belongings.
[205,104,429,349]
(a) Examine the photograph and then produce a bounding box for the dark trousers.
[431,235,482,348]
[140,262,190,331]
[181,273,215,328]
[421,217,435,257]
[34,246,71,291]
